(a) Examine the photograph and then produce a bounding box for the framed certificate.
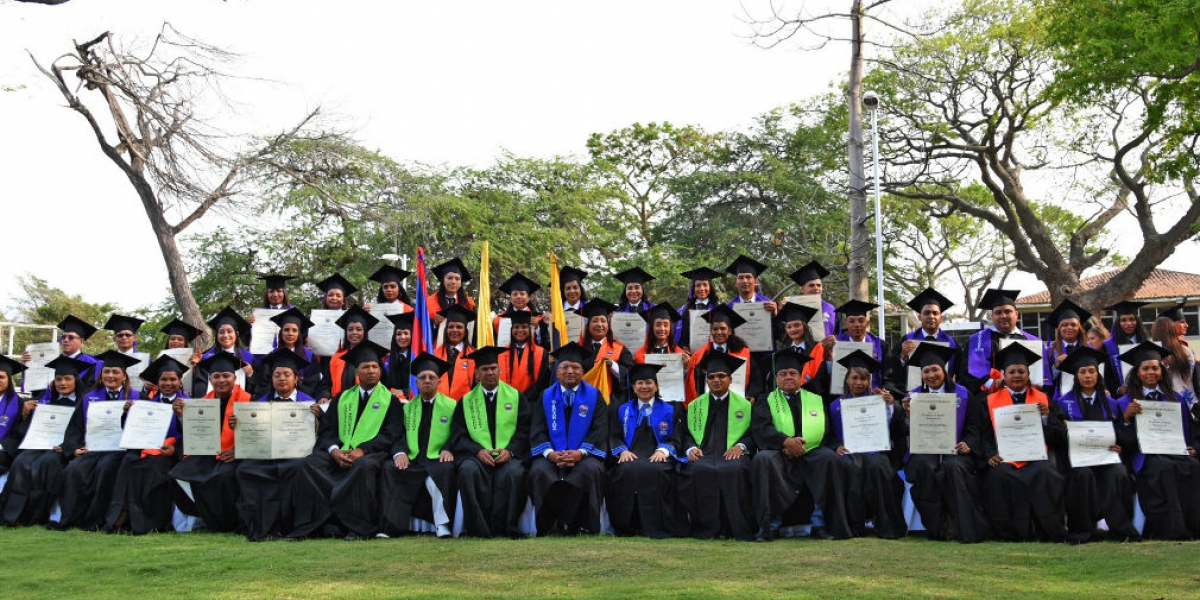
[731,302,773,352]
[992,403,1047,463]
[908,393,957,455]
[182,398,222,456]
[840,395,891,453]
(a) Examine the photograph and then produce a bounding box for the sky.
[1,0,1196,319]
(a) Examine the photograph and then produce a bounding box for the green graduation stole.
[687,392,752,451]
[461,383,520,451]
[766,388,826,447]
[338,385,392,450]
[405,393,457,460]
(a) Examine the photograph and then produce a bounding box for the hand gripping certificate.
[840,395,891,453]
[1136,400,1189,456]
[250,308,286,355]
[85,401,126,452]
[307,309,345,357]
[182,399,222,456]
[19,404,75,450]
[731,302,773,352]
[22,342,60,392]
[610,312,647,352]
[909,393,957,455]
[234,402,317,460]
[643,353,686,402]
[992,403,1047,463]
[1066,421,1121,468]
[119,401,175,450]
[830,341,875,395]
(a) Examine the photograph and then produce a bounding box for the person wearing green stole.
[378,353,458,539]
[288,341,400,541]
[750,349,851,541]
[453,346,532,538]
[679,352,756,541]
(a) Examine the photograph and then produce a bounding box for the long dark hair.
[1112,312,1150,345]
[436,283,471,308]
[688,279,721,307]
[1150,316,1193,383]
[1125,358,1178,400]
[776,316,816,350]
[376,284,413,305]
[641,315,678,354]
[262,289,290,309]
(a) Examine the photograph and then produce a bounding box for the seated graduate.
[1103,301,1150,398]
[379,353,458,539]
[103,354,186,534]
[751,349,851,541]
[578,299,634,406]
[1043,300,1090,399]
[192,307,255,399]
[528,342,609,536]
[680,351,756,541]
[315,305,379,406]
[251,308,320,399]
[634,301,688,365]
[433,304,477,401]
[494,272,550,347]
[1114,342,1200,540]
[454,346,532,539]
[365,265,414,315]
[496,310,551,400]
[773,302,829,394]
[428,257,476,326]
[684,304,757,403]
[287,341,400,541]
[235,348,321,542]
[0,355,29,475]
[559,265,589,314]
[892,288,958,388]
[169,352,252,533]
[22,316,101,397]
[976,343,1068,542]
[606,362,685,539]
[0,355,91,526]
[383,312,414,400]
[316,273,356,311]
[827,350,906,539]
[788,260,838,339]
[1052,347,1140,543]
[57,350,143,531]
[896,343,989,543]
[614,267,655,316]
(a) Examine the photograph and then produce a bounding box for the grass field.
[2,529,1196,599]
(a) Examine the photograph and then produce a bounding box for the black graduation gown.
[378,397,458,536]
[103,397,180,535]
[234,395,314,541]
[528,390,609,535]
[56,396,126,531]
[0,396,76,526]
[826,395,907,539]
[0,392,27,475]
[605,401,684,539]
[1115,395,1200,540]
[168,395,241,533]
[384,351,412,398]
[452,386,531,538]
[678,395,755,541]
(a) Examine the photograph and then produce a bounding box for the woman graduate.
[56,350,143,531]
[578,299,635,405]
[365,265,414,314]
[684,305,755,403]
[773,302,829,392]
[192,307,255,399]
[1042,300,1091,399]
[161,318,203,351]
[315,305,379,405]
[496,310,551,398]
[493,272,549,346]
[383,312,415,400]
[251,308,320,399]
[258,274,296,310]
[676,267,722,351]
[316,273,357,310]
[428,257,475,326]
[559,265,589,313]
[634,301,687,364]
[1150,312,1200,405]
[0,356,29,475]
[102,354,187,534]
[613,267,655,316]
[828,350,906,539]
[1114,342,1200,540]
[433,304,477,401]
[605,362,685,538]
[1103,301,1150,398]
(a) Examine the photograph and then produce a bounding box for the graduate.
[378,353,458,538]
[0,355,91,526]
[494,272,549,346]
[835,299,897,395]
[103,314,146,356]
[1149,312,1200,405]
[675,266,723,351]
[234,348,321,541]
[315,305,379,404]
[23,315,101,396]
[316,272,357,310]
[453,346,531,539]
[772,302,829,393]
[0,355,29,475]
[288,341,400,540]
[751,349,851,541]
[559,265,589,313]
[577,299,634,405]
[1103,301,1149,398]
[428,257,475,325]
[192,307,255,399]
[497,310,551,398]
[959,289,1042,395]
[1051,347,1140,543]
[605,362,685,538]
[789,260,838,338]
[258,273,296,310]
[892,288,958,388]
[433,304,477,401]
[383,312,415,399]
[896,344,989,543]
[1114,342,1200,540]
[976,343,1069,542]
[366,265,414,314]
[251,308,320,399]
[725,254,778,313]
[633,301,687,363]
[679,352,756,541]
[160,318,203,351]
[1042,300,1091,399]
[103,354,185,534]
[528,342,609,535]
[685,304,756,403]
[613,266,655,316]
[169,353,252,533]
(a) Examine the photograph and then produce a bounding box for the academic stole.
[404,393,457,460]
[766,389,825,447]
[620,399,674,450]
[545,386,598,452]
[687,393,751,451]
[462,385,519,450]
[337,386,391,450]
[987,387,1048,468]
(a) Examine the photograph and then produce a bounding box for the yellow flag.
[475,242,494,347]
[583,359,612,404]
[549,254,569,348]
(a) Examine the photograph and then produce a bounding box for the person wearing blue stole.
[1042,300,1091,399]
[605,362,684,539]
[959,289,1042,395]
[529,342,609,536]
[192,307,256,398]
[0,355,29,475]
[22,315,102,397]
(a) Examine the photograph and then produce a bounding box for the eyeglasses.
[114,332,136,338]
[706,373,730,380]
[60,335,81,341]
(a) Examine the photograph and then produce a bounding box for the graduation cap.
[1057,346,1109,376]
[580,298,618,320]
[680,267,723,282]
[1047,299,1092,329]
[647,301,682,324]
[46,354,93,377]
[725,254,768,277]
[550,341,589,365]
[431,257,473,284]
[198,352,247,374]
[1107,300,1147,317]
[160,318,202,344]
[270,307,314,330]
[498,272,542,296]
[263,347,311,373]
[410,352,449,376]
[772,348,813,373]
[387,312,415,330]
[1160,300,1188,322]
[613,266,655,286]
[140,354,190,383]
[777,302,818,325]
[836,349,882,374]
[103,314,144,334]
[94,350,143,371]
[500,309,532,326]
[368,265,411,286]
[906,288,954,313]
[701,304,747,329]
[465,346,509,366]
[994,343,1041,370]
[978,288,1021,311]
[58,315,98,340]
[257,273,296,289]
[440,303,475,324]
[342,341,389,368]
[559,265,589,284]
[336,305,380,331]
[836,299,879,317]
[0,354,28,376]
[908,343,956,369]
[789,261,830,287]
[316,273,358,296]
[1118,341,1170,366]
[207,307,251,341]
[629,362,664,382]
[700,351,745,376]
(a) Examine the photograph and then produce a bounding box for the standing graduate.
[251,308,320,399]
[454,346,532,539]
[315,305,379,404]
[679,352,756,541]
[378,353,458,538]
[676,267,723,351]
[433,304,477,401]
[751,349,852,541]
[23,315,101,397]
[634,301,687,364]
[578,299,634,405]
[365,265,414,315]
[494,272,550,347]
[104,314,148,356]
[684,305,757,403]
[161,318,203,351]
[192,307,255,399]
[835,300,898,396]
[559,265,589,313]
[497,310,551,399]
[288,341,400,540]
[614,267,655,316]
[606,363,685,538]
[428,257,475,326]
[773,302,829,392]
[0,356,29,475]
[892,288,958,390]
[529,342,609,535]
[1150,312,1200,406]
[1103,301,1150,398]
[725,255,778,313]
[258,273,296,310]
[383,312,415,400]
[316,273,357,310]
[959,289,1042,395]
[789,260,838,339]
[1042,300,1091,399]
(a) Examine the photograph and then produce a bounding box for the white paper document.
[610,312,647,353]
[182,398,222,456]
[840,395,891,453]
[830,341,875,395]
[687,309,711,351]
[18,404,75,450]
[366,303,404,348]
[998,339,1045,386]
[250,308,286,355]
[731,302,773,352]
[308,309,345,357]
[1136,400,1189,456]
[85,401,126,452]
[993,403,1047,463]
[119,401,174,450]
[22,342,60,392]
[1066,421,1121,468]
[234,402,317,460]
[905,341,950,390]
[908,393,957,455]
[642,353,686,403]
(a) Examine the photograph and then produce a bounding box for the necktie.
[656,346,668,354]
[641,403,652,424]
[715,345,726,354]
[1012,393,1026,404]
[449,347,459,365]
[107,390,119,400]
[1149,391,1162,401]
[446,298,455,306]
[565,390,574,407]
[274,396,285,402]
[485,391,496,404]
[592,342,602,353]
[925,334,937,341]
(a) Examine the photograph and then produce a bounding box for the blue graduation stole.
[616,399,675,456]
[542,383,603,456]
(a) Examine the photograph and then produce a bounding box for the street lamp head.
[863,91,880,110]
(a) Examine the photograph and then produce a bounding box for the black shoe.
[755,528,777,542]
[811,526,835,540]
[344,532,367,541]
[285,535,305,542]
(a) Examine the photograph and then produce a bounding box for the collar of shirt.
[921,329,940,338]
[560,385,579,395]
[451,343,464,352]
[59,393,77,401]
[360,386,376,398]
[988,325,1021,336]
[565,302,580,311]
[68,351,82,358]
[713,344,726,352]
[638,400,654,412]
[847,334,868,343]
[929,385,946,394]
[275,392,296,402]
[711,394,729,402]
[1143,387,1162,396]
[161,395,176,402]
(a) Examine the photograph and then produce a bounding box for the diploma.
[1066,421,1121,467]
[119,401,174,450]
[496,317,513,348]
[830,341,875,394]
[992,403,1047,463]
[731,302,773,352]
[234,402,317,460]
[906,341,950,390]
[908,393,957,455]
[785,295,827,342]
[687,309,711,351]
[22,341,60,392]
[1057,373,1075,399]
[308,309,345,357]
[1118,342,1149,382]
[84,401,126,452]
[366,303,403,348]
[182,398,222,456]
[565,312,587,345]
[730,359,750,398]
[643,353,687,402]
[250,308,285,355]
[1136,400,1190,455]
[610,312,647,352]
[18,404,75,450]
[998,339,1045,385]
[124,351,152,393]
[840,395,891,453]
[158,348,196,392]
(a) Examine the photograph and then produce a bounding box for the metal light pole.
[865,91,886,334]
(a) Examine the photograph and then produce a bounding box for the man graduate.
[23,315,101,396]
[789,260,838,339]
[891,288,959,388]
[454,346,532,538]
[960,288,1041,395]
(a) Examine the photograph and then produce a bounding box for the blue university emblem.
[197,409,205,415]
[928,404,937,411]
[1155,411,1163,418]
[809,410,819,417]
[250,412,258,418]
[290,411,297,418]
[1013,414,1022,422]
[372,403,381,410]
[859,407,868,414]
[658,421,669,435]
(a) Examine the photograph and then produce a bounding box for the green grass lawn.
[1,528,1195,599]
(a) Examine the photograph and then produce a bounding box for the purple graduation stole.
[0,390,20,437]
[1057,390,1117,422]
[1103,337,1125,385]
[966,328,1039,379]
[1116,391,1192,473]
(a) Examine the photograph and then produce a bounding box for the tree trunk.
[847,0,870,301]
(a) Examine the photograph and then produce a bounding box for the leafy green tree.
[8,275,122,355]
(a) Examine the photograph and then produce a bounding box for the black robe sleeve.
[314,357,333,402]
[510,396,532,462]
[314,395,341,452]
[529,392,549,458]
[60,402,87,457]
[451,401,481,458]
[584,396,609,458]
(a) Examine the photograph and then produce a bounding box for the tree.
[9,274,121,355]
